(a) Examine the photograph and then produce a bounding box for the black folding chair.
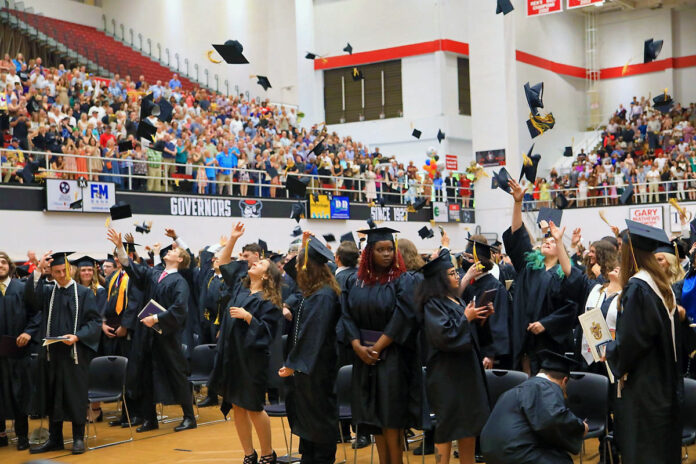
[566,371,610,464]
[336,365,352,464]
[682,378,696,461]
[187,343,223,425]
[484,369,528,406]
[87,356,132,449]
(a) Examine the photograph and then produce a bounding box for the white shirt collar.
[1,276,11,288]
[162,268,178,275]
[335,266,350,275]
[56,279,75,289]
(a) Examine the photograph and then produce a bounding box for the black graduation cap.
[620,183,634,205]
[437,129,445,144]
[269,252,284,263]
[356,227,399,244]
[351,67,364,81]
[653,91,674,114]
[491,167,512,194]
[134,220,152,234]
[118,140,134,152]
[496,0,514,14]
[305,52,318,60]
[412,128,422,139]
[155,98,174,123]
[290,201,305,223]
[413,197,428,211]
[366,217,377,229]
[291,225,303,237]
[419,250,454,278]
[644,38,663,63]
[304,237,335,265]
[310,140,325,157]
[104,254,116,265]
[71,255,98,268]
[323,233,336,243]
[466,237,494,260]
[519,145,541,183]
[258,239,268,257]
[378,197,386,208]
[255,75,272,91]
[159,244,172,260]
[524,81,544,115]
[343,43,353,54]
[136,119,157,144]
[283,255,297,281]
[537,207,562,227]
[123,242,139,254]
[340,232,356,245]
[212,40,249,64]
[140,93,159,121]
[256,117,270,128]
[538,349,579,376]
[286,175,309,197]
[14,264,30,278]
[418,226,434,240]
[554,193,569,210]
[625,219,671,253]
[526,113,555,139]
[673,238,690,260]
[69,198,83,210]
[49,252,74,267]
[110,203,132,221]
[563,146,573,157]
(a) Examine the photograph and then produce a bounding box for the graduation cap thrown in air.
[496,0,514,14]
[653,91,674,114]
[212,40,249,64]
[310,140,325,157]
[305,52,318,60]
[110,203,132,221]
[356,227,399,244]
[255,75,272,91]
[413,197,428,211]
[49,252,74,267]
[519,145,541,183]
[340,232,356,245]
[554,193,569,210]
[491,167,512,194]
[136,119,158,145]
[70,199,83,210]
[134,220,153,234]
[286,176,310,197]
[620,183,634,205]
[322,233,336,243]
[418,226,434,240]
[419,250,454,278]
[412,128,422,139]
[378,197,386,208]
[537,207,562,228]
[118,140,134,152]
[351,67,364,81]
[343,43,353,55]
[291,225,303,237]
[538,349,579,376]
[644,38,663,64]
[563,146,573,158]
[437,129,445,144]
[524,82,544,115]
[526,113,556,139]
[625,219,671,253]
[290,201,305,223]
[366,217,377,230]
[159,244,173,260]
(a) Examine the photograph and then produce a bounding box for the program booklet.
[137,299,167,334]
[578,308,615,383]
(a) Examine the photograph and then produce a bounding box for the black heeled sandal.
[259,451,276,464]
[243,450,258,464]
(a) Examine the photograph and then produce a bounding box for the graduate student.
[417,250,490,464]
[209,222,283,464]
[503,179,575,374]
[480,350,587,464]
[107,229,197,434]
[0,252,38,451]
[340,227,421,464]
[279,232,341,463]
[25,251,101,455]
[605,220,684,464]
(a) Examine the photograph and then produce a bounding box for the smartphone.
[438,226,444,236]
[477,289,497,308]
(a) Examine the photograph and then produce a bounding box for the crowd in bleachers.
[0,54,476,206]
[526,96,696,210]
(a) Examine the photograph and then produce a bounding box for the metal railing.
[0,148,474,206]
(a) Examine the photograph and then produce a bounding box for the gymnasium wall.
[12,0,103,28]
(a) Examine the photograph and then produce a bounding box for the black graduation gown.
[209,261,282,413]
[99,271,132,356]
[423,297,490,443]
[284,286,340,444]
[606,278,683,464]
[340,272,421,431]
[502,226,576,370]
[335,268,357,368]
[122,261,191,404]
[671,279,696,376]
[0,278,40,421]
[480,376,585,464]
[462,273,511,361]
[25,277,101,423]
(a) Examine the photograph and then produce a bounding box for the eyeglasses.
[446,270,458,277]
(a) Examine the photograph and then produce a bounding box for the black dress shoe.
[198,396,219,407]
[136,420,159,433]
[352,434,370,449]
[126,416,144,428]
[174,417,197,432]
[30,439,64,454]
[72,438,86,454]
[0,435,7,447]
[109,419,123,427]
[16,436,29,451]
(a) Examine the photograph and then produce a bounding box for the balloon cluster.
[422,147,442,179]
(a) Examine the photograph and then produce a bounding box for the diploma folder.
[578,308,615,383]
[42,336,70,346]
[138,299,167,334]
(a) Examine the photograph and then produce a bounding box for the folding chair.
[188,343,226,425]
[87,356,132,449]
[484,369,528,406]
[681,378,696,461]
[336,365,352,464]
[566,371,610,464]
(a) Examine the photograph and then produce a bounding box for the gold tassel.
[394,234,398,254]
[529,112,555,135]
[302,241,309,270]
[472,242,484,271]
[628,237,639,272]
[213,311,220,325]
[65,253,71,279]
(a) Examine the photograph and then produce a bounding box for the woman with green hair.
[504,178,575,375]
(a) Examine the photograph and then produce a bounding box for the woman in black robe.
[504,179,575,374]
[418,251,490,464]
[340,227,420,464]
[209,222,283,464]
[278,233,341,463]
[606,221,684,464]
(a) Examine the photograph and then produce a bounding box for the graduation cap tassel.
[64,253,72,280]
[214,311,220,325]
[628,237,639,274]
[302,242,309,271]
[528,112,556,135]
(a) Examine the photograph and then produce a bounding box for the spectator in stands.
[216,142,236,196]
[168,74,182,90]
[146,143,163,192]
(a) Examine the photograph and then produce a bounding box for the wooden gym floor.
[1,404,694,463]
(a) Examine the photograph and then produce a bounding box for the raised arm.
[509,179,525,233]
[549,221,571,277]
[218,221,245,267]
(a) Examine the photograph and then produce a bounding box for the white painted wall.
[11,0,103,28]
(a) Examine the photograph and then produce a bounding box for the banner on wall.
[567,0,603,9]
[371,206,408,222]
[629,206,663,229]
[445,155,458,171]
[475,149,506,167]
[448,203,461,222]
[46,179,115,212]
[527,0,562,16]
[669,204,696,233]
[432,202,449,223]
[309,194,332,219]
[330,196,350,219]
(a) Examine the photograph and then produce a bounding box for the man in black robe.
[480,350,587,464]
[0,252,40,451]
[108,229,197,433]
[25,251,102,455]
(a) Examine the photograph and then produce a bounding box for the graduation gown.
[99,271,133,356]
[502,226,576,370]
[0,278,40,421]
[284,286,340,444]
[462,273,511,361]
[480,376,585,464]
[25,277,101,423]
[209,261,282,413]
[423,297,490,443]
[340,272,421,431]
[606,275,683,464]
[335,268,357,368]
[122,260,190,405]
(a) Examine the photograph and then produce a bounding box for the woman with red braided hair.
[339,227,421,464]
